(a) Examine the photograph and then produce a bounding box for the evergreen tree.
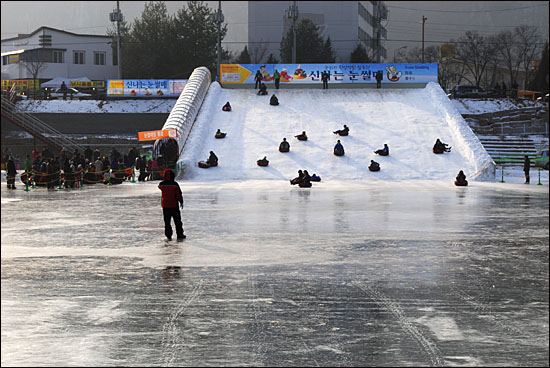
[237,46,251,64]
[350,43,371,63]
[320,37,336,63]
[280,18,325,63]
[528,42,549,93]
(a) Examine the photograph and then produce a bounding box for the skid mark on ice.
[353,282,444,367]
[160,279,204,366]
[246,272,269,364]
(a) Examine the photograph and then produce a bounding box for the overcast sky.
[1,1,548,60]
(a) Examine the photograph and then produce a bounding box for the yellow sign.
[70,80,105,88]
[1,79,40,92]
[108,80,124,95]
[220,64,252,84]
[138,129,177,141]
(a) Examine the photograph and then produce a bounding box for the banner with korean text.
[220,63,438,85]
[107,79,188,97]
[138,129,178,141]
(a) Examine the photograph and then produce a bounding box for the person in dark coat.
[270,94,279,105]
[523,155,531,184]
[274,69,280,89]
[433,138,451,153]
[158,169,185,241]
[369,160,380,170]
[258,82,268,95]
[501,81,507,97]
[333,124,349,136]
[291,170,304,185]
[455,170,468,185]
[321,71,329,89]
[206,151,218,166]
[302,170,311,184]
[279,138,290,152]
[334,140,345,155]
[222,101,231,111]
[254,70,262,89]
[376,70,383,88]
[6,156,16,189]
[60,81,68,100]
[511,80,519,99]
[374,143,389,155]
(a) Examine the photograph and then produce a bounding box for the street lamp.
[393,45,407,63]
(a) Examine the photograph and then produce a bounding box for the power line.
[386,3,549,13]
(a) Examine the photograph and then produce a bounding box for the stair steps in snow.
[479,136,537,166]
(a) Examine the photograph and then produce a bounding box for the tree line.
[112,1,547,94]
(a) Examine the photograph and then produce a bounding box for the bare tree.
[493,30,522,88]
[454,31,495,88]
[514,25,542,89]
[249,40,269,64]
[21,49,47,98]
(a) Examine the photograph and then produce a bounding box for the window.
[52,50,64,63]
[2,55,8,65]
[94,52,106,65]
[73,51,85,64]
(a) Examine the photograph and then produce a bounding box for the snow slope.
[180,82,493,182]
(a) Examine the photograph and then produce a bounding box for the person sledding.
[299,170,312,187]
[295,131,307,141]
[257,156,269,166]
[368,160,380,171]
[310,173,321,182]
[279,138,290,152]
[199,151,218,168]
[333,124,349,136]
[258,82,268,95]
[215,129,226,139]
[374,143,389,156]
[433,138,451,154]
[290,170,304,185]
[334,140,345,156]
[222,102,231,111]
[455,170,468,186]
[270,94,279,105]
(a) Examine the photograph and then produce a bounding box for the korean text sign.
[107,79,187,97]
[138,129,178,141]
[220,63,438,84]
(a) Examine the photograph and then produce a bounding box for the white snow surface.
[179,82,494,182]
[15,99,177,113]
[450,98,544,115]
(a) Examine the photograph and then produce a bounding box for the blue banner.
[107,79,188,97]
[220,63,438,85]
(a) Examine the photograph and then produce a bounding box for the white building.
[1,26,118,81]
[233,1,387,63]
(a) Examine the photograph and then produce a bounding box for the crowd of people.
[2,146,170,189]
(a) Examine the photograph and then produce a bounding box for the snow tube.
[257,160,269,167]
[290,178,300,185]
[310,176,321,182]
[296,135,307,141]
[454,180,468,186]
[334,150,344,156]
[279,147,290,153]
[369,166,380,172]
[337,131,349,136]
[198,161,210,168]
[215,133,226,139]
[299,181,312,188]
[376,151,389,156]
[222,106,231,112]
[433,148,445,154]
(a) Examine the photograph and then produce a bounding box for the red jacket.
[158,169,183,208]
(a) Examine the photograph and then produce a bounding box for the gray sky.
[1,1,548,60]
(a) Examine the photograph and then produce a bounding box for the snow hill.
[180,82,493,182]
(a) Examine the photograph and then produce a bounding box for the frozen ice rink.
[1,179,548,366]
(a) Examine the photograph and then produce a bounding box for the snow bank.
[180,83,495,182]
[15,99,177,113]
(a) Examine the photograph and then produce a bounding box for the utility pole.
[286,2,299,63]
[109,1,123,78]
[214,1,224,82]
[376,2,381,63]
[422,15,427,63]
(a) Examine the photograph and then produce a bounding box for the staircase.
[1,96,86,153]
[478,136,538,167]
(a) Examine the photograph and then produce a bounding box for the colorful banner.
[70,80,105,88]
[220,63,438,85]
[138,129,178,141]
[2,79,40,92]
[107,79,187,97]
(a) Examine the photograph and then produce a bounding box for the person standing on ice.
[375,70,383,88]
[523,155,531,184]
[274,69,280,89]
[321,71,329,89]
[158,169,185,241]
[254,70,262,89]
